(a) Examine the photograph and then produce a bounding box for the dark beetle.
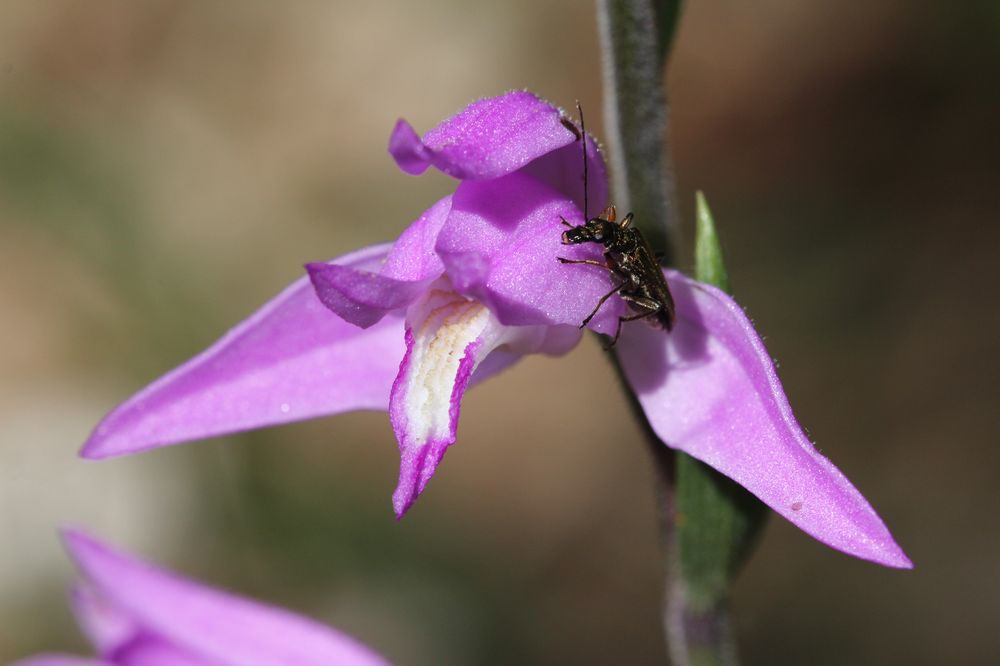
[558,204,675,347]
[557,105,676,348]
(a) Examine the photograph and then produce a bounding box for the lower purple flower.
[81,91,910,568]
[14,530,390,666]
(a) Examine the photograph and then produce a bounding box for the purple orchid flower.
[14,530,390,666]
[81,91,910,569]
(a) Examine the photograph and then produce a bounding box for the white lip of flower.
[394,285,546,448]
[388,281,567,516]
[398,289,491,446]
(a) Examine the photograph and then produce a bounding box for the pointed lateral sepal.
[81,244,405,459]
[620,271,912,569]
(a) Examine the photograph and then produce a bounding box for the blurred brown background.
[1,1,997,664]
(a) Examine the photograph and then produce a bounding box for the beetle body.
[558,204,675,347]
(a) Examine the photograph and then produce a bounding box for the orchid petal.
[619,271,911,568]
[62,530,392,666]
[389,91,577,181]
[389,285,567,517]
[380,196,451,281]
[82,244,405,459]
[70,584,135,657]
[306,265,431,329]
[307,197,451,328]
[520,133,609,220]
[436,172,627,334]
[110,639,207,666]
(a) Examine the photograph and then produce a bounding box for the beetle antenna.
[576,101,588,222]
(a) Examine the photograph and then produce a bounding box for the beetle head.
[561,218,616,246]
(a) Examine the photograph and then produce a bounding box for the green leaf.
[677,191,768,609]
[694,191,730,293]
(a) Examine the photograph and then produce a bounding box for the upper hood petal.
[82,244,405,459]
[619,271,911,568]
[388,91,608,212]
[389,91,574,181]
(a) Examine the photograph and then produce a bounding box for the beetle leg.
[580,282,625,328]
[557,257,612,271]
[620,295,662,313]
[559,216,574,229]
[606,296,661,348]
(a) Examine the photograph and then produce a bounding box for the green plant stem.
[596,0,678,261]
[596,3,766,665]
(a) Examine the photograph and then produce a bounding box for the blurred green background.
[1,1,997,664]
